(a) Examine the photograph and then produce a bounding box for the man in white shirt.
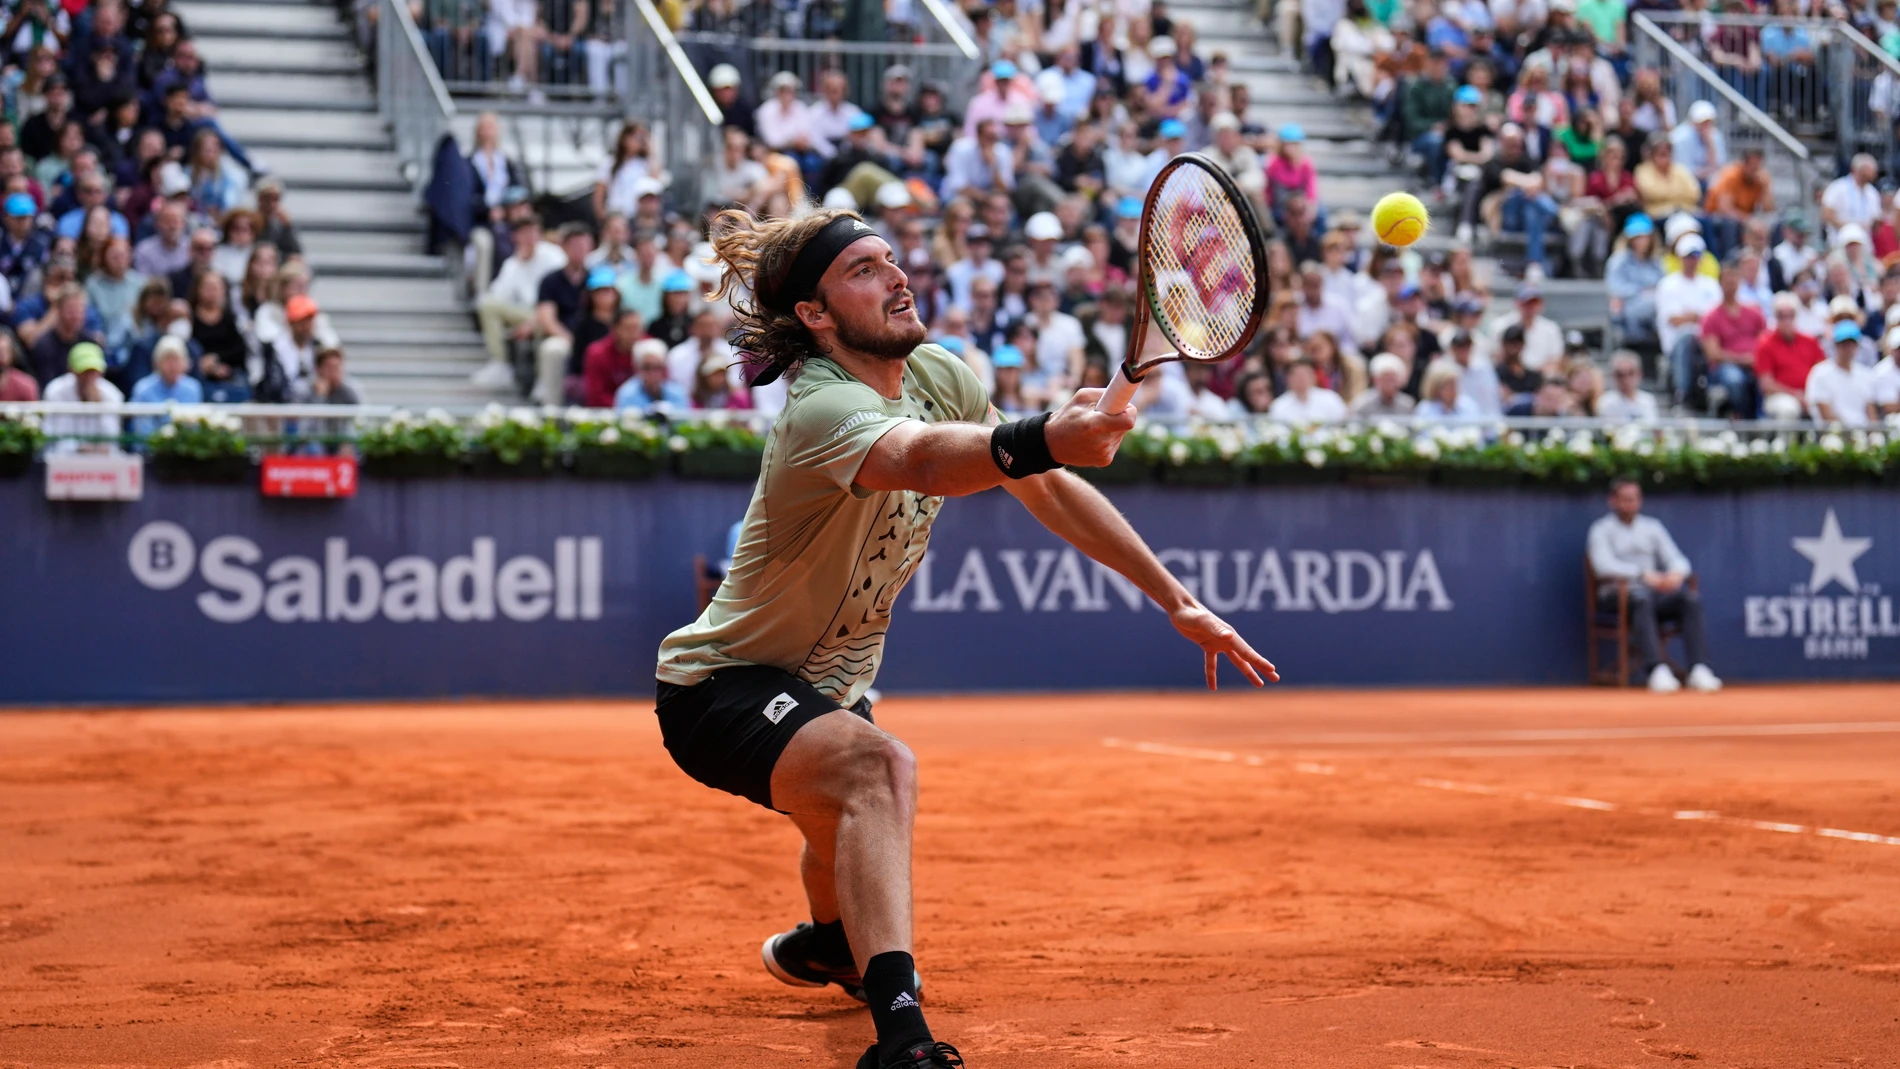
[473,216,565,390]
[666,308,737,392]
[940,120,1015,201]
[1444,329,1503,417]
[1295,265,1360,356]
[1595,350,1660,421]
[1654,234,1722,400]
[1586,479,1721,693]
[944,226,1005,311]
[1266,358,1348,422]
[1483,283,1565,371]
[1772,215,1820,284]
[1023,279,1085,390]
[1874,330,1900,416]
[41,342,122,452]
[1805,321,1882,426]
[1821,154,1883,243]
[1352,259,1405,350]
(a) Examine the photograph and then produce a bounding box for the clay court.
[3,685,1898,1068]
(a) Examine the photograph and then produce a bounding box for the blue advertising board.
[1,474,1895,705]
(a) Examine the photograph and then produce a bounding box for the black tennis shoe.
[761,922,865,1001]
[856,1040,964,1069]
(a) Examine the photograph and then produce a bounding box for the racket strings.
[1145,166,1259,359]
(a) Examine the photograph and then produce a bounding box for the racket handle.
[1097,366,1141,415]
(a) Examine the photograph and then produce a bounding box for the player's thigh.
[654,665,875,812]
[771,709,916,821]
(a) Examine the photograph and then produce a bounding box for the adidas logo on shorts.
[762,693,800,724]
[890,990,919,1010]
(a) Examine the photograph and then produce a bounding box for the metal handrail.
[917,0,980,59]
[632,0,723,124]
[376,0,458,191]
[1836,21,1900,78]
[1637,10,1834,26]
[1632,13,1811,163]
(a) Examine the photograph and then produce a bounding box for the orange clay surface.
[3,686,1899,1068]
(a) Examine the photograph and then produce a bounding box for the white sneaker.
[1523,262,1546,284]
[1648,664,1681,693]
[1454,222,1474,245]
[471,361,514,390]
[1685,664,1723,693]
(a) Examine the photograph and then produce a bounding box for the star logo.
[1791,509,1873,594]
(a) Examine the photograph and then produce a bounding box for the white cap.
[1368,352,1407,378]
[1662,212,1702,246]
[1060,244,1095,271]
[874,181,912,209]
[768,70,801,92]
[1036,69,1066,105]
[1149,35,1177,58]
[1024,211,1063,241]
[1772,291,1801,313]
[1210,111,1241,132]
[159,161,190,197]
[1837,222,1871,247]
[822,186,858,210]
[1884,324,1900,352]
[1688,100,1718,123]
[1674,233,1706,257]
[631,176,666,199]
[1829,294,1862,318]
[708,63,741,89]
[1003,102,1034,125]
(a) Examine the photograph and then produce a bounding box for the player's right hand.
[1045,387,1137,468]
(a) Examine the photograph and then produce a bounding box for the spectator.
[666,306,734,393]
[1265,124,1319,223]
[582,307,640,408]
[166,226,218,306]
[1404,50,1458,184]
[1474,124,1556,278]
[1414,356,1484,419]
[209,207,257,284]
[614,336,686,415]
[26,282,102,387]
[1667,100,1726,186]
[1805,322,1882,427]
[291,347,360,405]
[692,351,750,411]
[1821,153,1881,242]
[40,342,124,453]
[85,233,142,360]
[989,344,1037,417]
[1229,370,1276,416]
[252,262,337,352]
[1831,224,1882,304]
[530,221,592,405]
[0,192,48,297]
[1509,377,1580,417]
[1633,137,1700,223]
[1772,214,1819,284]
[1587,479,1720,693]
[189,272,250,402]
[1351,351,1417,415]
[594,121,654,222]
[1295,261,1359,357]
[1755,291,1826,421]
[1596,350,1659,421]
[1606,213,1663,347]
[1444,327,1503,416]
[0,330,37,400]
[1493,324,1541,408]
[128,334,200,438]
[1875,328,1900,417]
[756,71,831,175]
[1702,147,1773,261]
[706,65,755,139]
[261,293,321,402]
[1694,256,1764,417]
[1203,113,1265,216]
[1488,283,1564,371]
[131,198,187,279]
[941,119,1013,202]
[472,215,562,390]
[185,127,244,214]
[1266,356,1347,422]
[1656,233,1722,403]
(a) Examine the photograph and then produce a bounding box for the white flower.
[1612,425,1644,451]
[21,412,40,430]
[1523,438,1542,455]
[1868,432,1888,450]
[1167,441,1191,465]
[508,407,540,428]
[1368,436,1385,455]
[157,423,176,438]
[1717,429,1741,448]
[1771,436,1790,454]
[426,407,454,426]
[1635,440,1655,457]
[1303,447,1326,468]
[598,426,621,446]
[1568,435,1595,456]
[1375,419,1404,440]
[1413,438,1440,460]
[1214,433,1241,460]
[1820,432,1845,453]
[1749,438,1770,455]
[668,434,689,453]
[1145,422,1169,442]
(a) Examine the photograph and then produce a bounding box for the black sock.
[862,950,930,1060]
[810,918,851,964]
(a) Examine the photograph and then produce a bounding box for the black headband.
[763,215,877,314]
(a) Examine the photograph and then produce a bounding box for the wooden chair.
[693,554,723,613]
[1585,559,1696,686]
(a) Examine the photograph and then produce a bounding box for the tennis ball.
[1372,192,1429,248]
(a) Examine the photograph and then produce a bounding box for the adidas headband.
[763,215,878,314]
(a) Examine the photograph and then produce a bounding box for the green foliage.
[665,414,767,454]
[469,405,564,467]
[0,408,45,455]
[148,408,247,460]
[357,408,465,460]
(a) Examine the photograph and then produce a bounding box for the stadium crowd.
[0,0,371,412]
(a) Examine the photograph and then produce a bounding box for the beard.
[831,289,928,361]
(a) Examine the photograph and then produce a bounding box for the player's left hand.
[1168,601,1279,690]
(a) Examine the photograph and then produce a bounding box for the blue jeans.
[1413,130,1447,184]
[1702,214,1742,261]
[1671,335,1759,416]
[1502,190,1557,270]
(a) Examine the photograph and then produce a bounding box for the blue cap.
[992,344,1025,369]
[1278,123,1305,143]
[4,193,33,218]
[1454,85,1482,105]
[1117,196,1142,219]
[1622,213,1655,238]
[586,265,619,290]
[1834,320,1863,343]
[1158,118,1187,139]
[1398,282,1421,299]
[936,335,965,354]
[662,269,694,293]
[992,60,1017,80]
[848,111,875,132]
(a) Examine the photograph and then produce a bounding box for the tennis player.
[654,206,1278,1069]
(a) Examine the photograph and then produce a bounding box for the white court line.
[1101,737,1900,848]
[1182,722,1900,747]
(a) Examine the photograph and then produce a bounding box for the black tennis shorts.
[655,665,873,812]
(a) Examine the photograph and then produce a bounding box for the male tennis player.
[654,207,1278,1069]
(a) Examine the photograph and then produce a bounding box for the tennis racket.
[1097,153,1271,414]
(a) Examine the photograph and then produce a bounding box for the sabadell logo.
[126,521,604,625]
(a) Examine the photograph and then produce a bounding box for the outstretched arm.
[1004,469,1280,690]
[853,387,1134,498]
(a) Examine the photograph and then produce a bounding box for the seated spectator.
[472,215,562,390]
[595,121,655,222]
[1414,356,1484,419]
[1756,292,1826,421]
[1596,350,1659,421]
[1633,137,1701,224]
[167,226,219,306]
[1350,351,1417,415]
[1805,322,1882,427]
[613,338,686,414]
[1563,356,1604,415]
[1443,327,1502,416]
[290,347,361,405]
[1875,329,1900,417]
[1182,360,1229,420]
[128,335,202,439]
[1475,124,1556,277]
[1488,282,1565,371]
[1606,213,1663,347]
[26,281,103,387]
[1265,125,1319,225]
[54,171,126,241]
[253,177,300,258]
[1443,89,1494,242]
[582,307,641,408]
[132,199,188,279]
[85,234,143,361]
[1831,224,1882,304]
[1774,214,1820,284]
[189,271,251,402]
[1492,324,1541,408]
[1508,378,1580,417]
[756,72,831,177]
[252,262,338,352]
[1404,50,1458,185]
[616,228,667,321]
[1307,328,1366,401]
[0,329,38,400]
[1330,0,1395,100]
[211,208,257,284]
[1229,370,1276,416]
[941,119,1014,203]
[1821,154,1881,243]
[667,306,735,394]
[1668,100,1726,187]
[1294,262,1359,356]
[1702,148,1772,261]
[530,221,592,405]
[1266,356,1347,422]
[1587,478,1721,693]
[990,344,1038,417]
[41,342,123,453]
[185,127,245,215]
[0,192,49,298]
[692,352,751,411]
[1692,255,1765,417]
[257,293,322,402]
[1655,233,1722,405]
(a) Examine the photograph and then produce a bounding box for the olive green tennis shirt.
[655,344,992,705]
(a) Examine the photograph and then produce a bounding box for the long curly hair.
[709,204,860,383]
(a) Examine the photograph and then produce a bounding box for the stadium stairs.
[178,0,493,406]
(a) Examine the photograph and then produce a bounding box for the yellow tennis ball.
[1372,192,1430,248]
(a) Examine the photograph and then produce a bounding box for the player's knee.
[839,736,917,813]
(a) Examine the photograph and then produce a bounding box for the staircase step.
[299,229,429,258]
[174,0,350,39]
[195,36,363,75]
[306,251,454,278]
[346,354,492,377]
[253,147,407,192]
[332,310,477,335]
[218,108,392,151]
[207,70,374,111]
[280,188,425,233]
[355,380,511,408]
[334,326,485,348]
[312,274,464,313]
